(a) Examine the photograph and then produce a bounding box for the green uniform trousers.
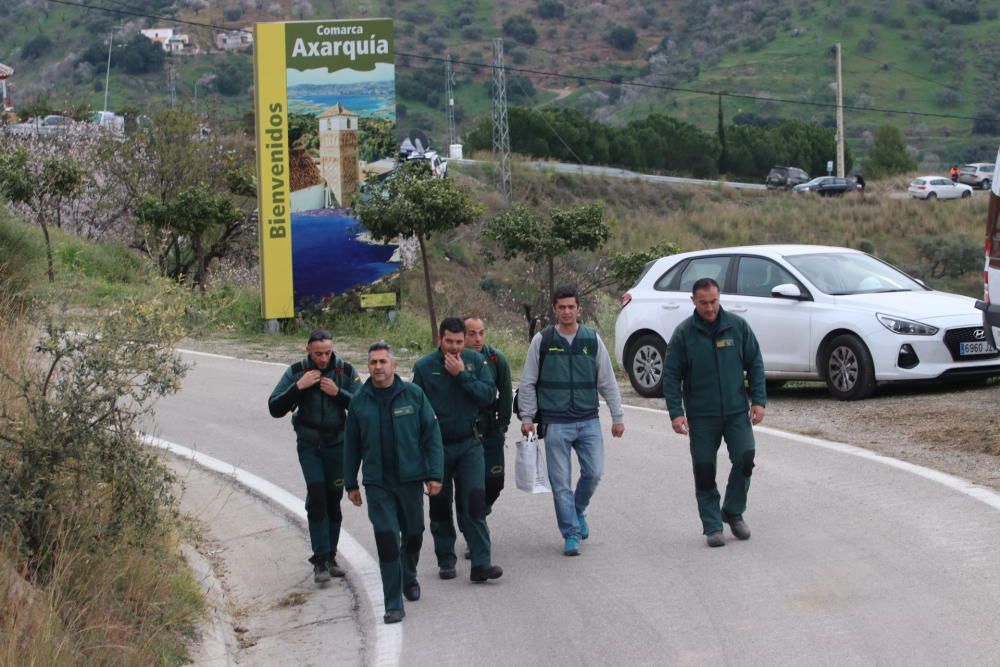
[688,414,757,535]
[482,430,505,511]
[428,438,492,569]
[297,441,344,563]
[364,482,425,613]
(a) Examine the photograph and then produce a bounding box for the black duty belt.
[297,421,343,437]
[442,433,477,445]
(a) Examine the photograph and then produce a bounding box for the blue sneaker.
[577,514,589,540]
[564,535,581,556]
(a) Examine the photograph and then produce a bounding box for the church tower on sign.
[318,103,360,208]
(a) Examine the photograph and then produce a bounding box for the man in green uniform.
[344,342,443,624]
[463,316,513,512]
[663,278,766,548]
[268,330,362,582]
[413,317,504,583]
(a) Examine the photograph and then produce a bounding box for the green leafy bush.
[503,15,538,44]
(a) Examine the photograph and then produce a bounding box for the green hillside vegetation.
[2,0,996,172]
[0,210,204,665]
[606,0,1000,166]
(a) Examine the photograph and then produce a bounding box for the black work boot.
[313,558,332,584]
[403,580,421,601]
[470,564,503,583]
[722,510,751,540]
[328,556,346,578]
[383,609,405,624]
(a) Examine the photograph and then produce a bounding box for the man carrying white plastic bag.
[515,432,551,494]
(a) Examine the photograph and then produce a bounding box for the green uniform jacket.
[412,348,495,443]
[663,307,767,419]
[343,375,444,490]
[479,344,513,435]
[268,355,362,444]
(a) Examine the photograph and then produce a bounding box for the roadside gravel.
[180,336,1000,492]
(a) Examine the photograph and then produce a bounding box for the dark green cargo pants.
[688,413,757,535]
[365,482,425,613]
[428,438,492,569]
[482,430,505,511]
[297,441,344,563]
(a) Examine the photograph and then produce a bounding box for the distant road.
[454,158,768,190]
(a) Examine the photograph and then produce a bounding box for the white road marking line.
[141,434,402,667]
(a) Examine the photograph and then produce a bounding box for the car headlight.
[876,313,939,335]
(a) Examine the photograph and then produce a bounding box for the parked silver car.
[958,162,994,190]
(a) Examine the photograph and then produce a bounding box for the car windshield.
[802,177,826,186]
[785,252,927,295]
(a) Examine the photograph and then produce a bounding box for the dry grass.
[401,165,988,347]
[0,291,204,666]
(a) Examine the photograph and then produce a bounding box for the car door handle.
[729,306,748,312]
[661,304,679,309]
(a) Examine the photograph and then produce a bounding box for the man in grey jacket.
[518,286,625,556]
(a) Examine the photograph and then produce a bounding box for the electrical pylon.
[491,39,512,203]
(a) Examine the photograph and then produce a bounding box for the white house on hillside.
[215,30,253,51]
[140,28,191,53]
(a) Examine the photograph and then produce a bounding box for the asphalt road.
[151,351,1000,666]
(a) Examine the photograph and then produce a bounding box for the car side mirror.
[771,283,807,300]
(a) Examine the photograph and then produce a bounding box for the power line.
[851,50,962,94]
[509,75,585,166]
[36,0,998,125]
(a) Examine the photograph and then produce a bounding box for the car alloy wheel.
[824,334,876,400]
[982,179,991,190]
[626,334,666,398]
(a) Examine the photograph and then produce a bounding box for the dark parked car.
[793,176,858,196]
[765,166,810,189]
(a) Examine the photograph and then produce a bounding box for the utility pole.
[835,42,845,177]
[445,55,457,148]
[491,38,512,204]
[103,26,114,112]
[167,61,177,107]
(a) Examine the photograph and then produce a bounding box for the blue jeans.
[543,419,605,538]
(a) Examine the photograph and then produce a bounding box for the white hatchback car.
[908,176,973,200]
[614,245,1000,400]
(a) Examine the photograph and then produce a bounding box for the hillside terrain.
[1,0,997,171]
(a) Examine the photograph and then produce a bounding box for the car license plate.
[959,341,997,356]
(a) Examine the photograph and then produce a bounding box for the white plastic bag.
[515,432,551,494]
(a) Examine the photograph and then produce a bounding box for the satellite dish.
[408,129,430,154]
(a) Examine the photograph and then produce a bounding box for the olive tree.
[0,147,84,282]
[482,202,613,305]
[354,162,484,345]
